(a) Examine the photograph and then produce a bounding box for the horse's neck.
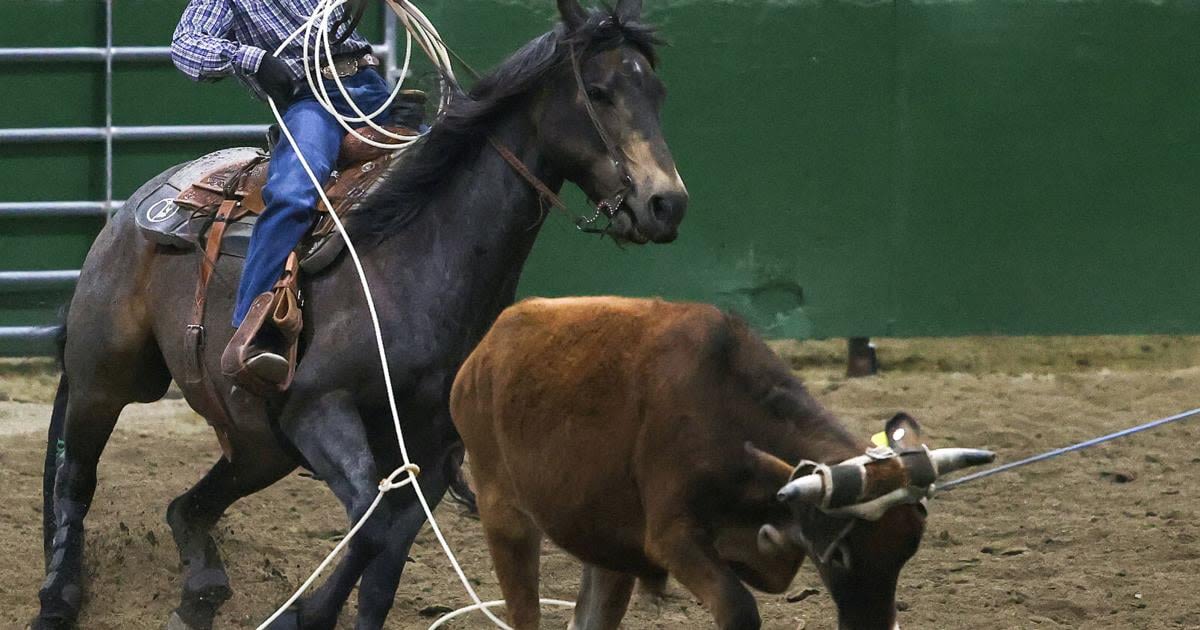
[364,113,560,336]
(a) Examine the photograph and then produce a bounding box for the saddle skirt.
[134,126,410,274]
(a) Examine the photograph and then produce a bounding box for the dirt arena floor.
[4,336,1200,629]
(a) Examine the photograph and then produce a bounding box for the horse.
[33,1,686,628]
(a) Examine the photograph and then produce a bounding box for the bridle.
[490,32,634,235]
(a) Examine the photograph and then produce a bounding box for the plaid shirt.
[171,0,371,99]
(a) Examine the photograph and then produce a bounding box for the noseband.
[490,30,634,234]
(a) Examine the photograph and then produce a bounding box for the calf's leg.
[568,564,635,630]
[647,523,761,630]
[478,495,544,630]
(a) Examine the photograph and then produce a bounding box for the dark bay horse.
[34,1,686,628]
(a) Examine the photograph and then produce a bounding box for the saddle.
[133,125,415,459]
[138,126,408,269]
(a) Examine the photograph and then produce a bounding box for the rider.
[171,0,403,387]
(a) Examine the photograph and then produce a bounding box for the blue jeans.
[233,69,394,326]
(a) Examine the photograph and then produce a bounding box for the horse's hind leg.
[36,390,124,629]
[37,308,170,627]
[167,451,296,630]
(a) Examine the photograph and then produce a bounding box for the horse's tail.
[444,443,478,517]
[42,319,69,567]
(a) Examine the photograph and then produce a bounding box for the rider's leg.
[229,70,395,387]
[234,98,342,328]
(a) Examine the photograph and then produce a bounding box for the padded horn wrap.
[827,464,866,509]
[899,448,938,488]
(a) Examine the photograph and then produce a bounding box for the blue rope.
[937,406,1200,492]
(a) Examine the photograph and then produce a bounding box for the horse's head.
[534,0,687,244]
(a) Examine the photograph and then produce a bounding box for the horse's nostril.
[649,192,688,225]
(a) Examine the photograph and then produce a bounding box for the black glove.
[256,55,296,106]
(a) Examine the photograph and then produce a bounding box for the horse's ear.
[616,0,643,21]
[557,0,587,30]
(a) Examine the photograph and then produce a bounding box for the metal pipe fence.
[0,2,399,355]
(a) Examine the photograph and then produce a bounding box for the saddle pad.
[134,143,399,274]
[133,148,261,249]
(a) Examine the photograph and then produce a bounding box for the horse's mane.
[349,7,661,245]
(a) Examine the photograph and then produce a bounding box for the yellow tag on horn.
[870,431,889,448]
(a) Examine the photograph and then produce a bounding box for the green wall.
[3,0,1199,348]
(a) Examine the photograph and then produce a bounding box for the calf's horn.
[929,448,995,477]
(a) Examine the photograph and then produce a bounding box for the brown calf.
[451,297,991,629]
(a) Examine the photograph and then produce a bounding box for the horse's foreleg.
[354,434,459,630]
[167,452,296,630]
[267,390,393,630]
[35,393,124,630]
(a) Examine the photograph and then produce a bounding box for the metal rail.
[0,271,81,293]
[0,327,60,358]
[0,44,390,63]
[0,125,270,143]
[0,201,122,218]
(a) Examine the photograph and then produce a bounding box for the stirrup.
[221,255,303,397]
[244,352,290,386]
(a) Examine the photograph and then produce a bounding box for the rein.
[489,35,633,235]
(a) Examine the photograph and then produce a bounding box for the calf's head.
[754,414,994,629]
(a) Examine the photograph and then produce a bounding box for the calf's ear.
[744,442,793,486]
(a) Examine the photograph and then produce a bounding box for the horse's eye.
[586,86,613,105]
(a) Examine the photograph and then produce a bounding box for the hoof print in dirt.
[1100,470,1137,483]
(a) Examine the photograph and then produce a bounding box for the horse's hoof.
[34,582,81,630]
[30,614,73,630]
[169,582,230,630]
[166,611,199,630]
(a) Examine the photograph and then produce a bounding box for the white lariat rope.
[254,2,573,628]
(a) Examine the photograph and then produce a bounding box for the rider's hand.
[256,55,296,107]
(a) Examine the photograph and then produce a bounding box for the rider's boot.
[222,255,302,396]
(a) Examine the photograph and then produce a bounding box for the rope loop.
[380,463,422,492]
